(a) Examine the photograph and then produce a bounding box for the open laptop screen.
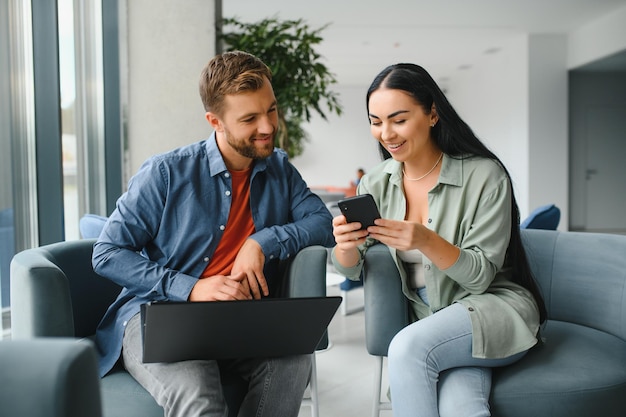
[140,296,342,363]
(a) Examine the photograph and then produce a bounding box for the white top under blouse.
[397,248,426,289]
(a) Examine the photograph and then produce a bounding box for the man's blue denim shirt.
[93,133,335,377]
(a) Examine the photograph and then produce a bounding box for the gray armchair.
[10,239,329,417]
[0,338,102,417]
[363,229,626,417]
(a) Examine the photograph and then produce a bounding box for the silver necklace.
[402,153,443,181]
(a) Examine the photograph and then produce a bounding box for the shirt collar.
[205,131,268,177]
[206,132,227,177]
[438,154,462,187]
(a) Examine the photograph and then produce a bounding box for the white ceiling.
[222,0,626,86]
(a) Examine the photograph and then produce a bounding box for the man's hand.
[188,272,252,301]
[231,239,268,299]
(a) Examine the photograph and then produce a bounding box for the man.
[93,51,335,416]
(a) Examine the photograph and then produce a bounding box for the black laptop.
[140,296,342,363]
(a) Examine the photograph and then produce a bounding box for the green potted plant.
[219,17,343,158]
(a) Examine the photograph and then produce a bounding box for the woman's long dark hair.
[367,63,547,323]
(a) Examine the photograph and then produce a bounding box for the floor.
[299,284,391,417]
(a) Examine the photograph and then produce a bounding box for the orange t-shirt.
[201,168,255,278]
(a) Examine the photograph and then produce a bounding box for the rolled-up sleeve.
[442,175,512,293]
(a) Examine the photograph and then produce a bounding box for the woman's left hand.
[367,218,429,251]
[368,218,460,270]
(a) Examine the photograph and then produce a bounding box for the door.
[585,106,626,232]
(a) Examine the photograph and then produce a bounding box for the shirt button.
[224,172,230,178]
[428,218,432,223]
[225,190,231,196]
[203,257,210,262]
[269,255,275,259]
[468,307,475,312]
[219,225,225,231]
[123,321,128,326]
[424,264,431,270]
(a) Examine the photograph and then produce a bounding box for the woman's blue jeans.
[387,299,527,417]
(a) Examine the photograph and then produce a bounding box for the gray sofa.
[10,239,329,417]
[0,338,102,417]
[363,229,626,417]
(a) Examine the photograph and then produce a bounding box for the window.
[1,0,121,335]
[59,0,108,240]
[1,0,38,336]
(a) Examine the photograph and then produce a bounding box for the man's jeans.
[122,314,311,417]
[387,302,527,417]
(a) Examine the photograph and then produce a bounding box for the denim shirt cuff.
[250,229,281,261]
[167,272,198,301]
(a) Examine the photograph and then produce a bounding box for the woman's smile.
[386,141,406,152]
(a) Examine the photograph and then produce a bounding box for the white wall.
[445,34,533,219]
[446,33,569,226]
[527,34,569,228]
[568,4,626,69]
[292,85,380,188]
[124,0,217,178]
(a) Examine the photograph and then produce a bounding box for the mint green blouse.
[332,154,540,359]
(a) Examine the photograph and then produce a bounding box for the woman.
[331,63,546,417]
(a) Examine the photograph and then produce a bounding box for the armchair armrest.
[10,249,75,338]
[282,245,328,298]
[0,339,102,417]
[363,244,410,356]
[280,245,330,349]
[10,239,121,339]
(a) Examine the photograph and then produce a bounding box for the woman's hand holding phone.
[331,194,381,268]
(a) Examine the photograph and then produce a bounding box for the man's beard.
[225,129,274,160]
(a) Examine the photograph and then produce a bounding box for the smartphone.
[337,194,381,230]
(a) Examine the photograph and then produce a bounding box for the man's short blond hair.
[199,51,273,116]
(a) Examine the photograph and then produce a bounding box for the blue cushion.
[79,214,108,239]
[520,204,560,230]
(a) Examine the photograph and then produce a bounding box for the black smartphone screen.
[337,194,381,230]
